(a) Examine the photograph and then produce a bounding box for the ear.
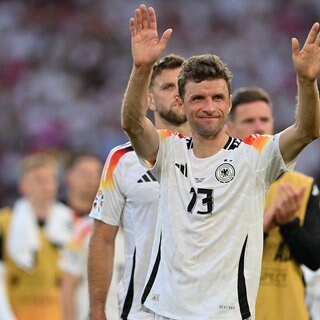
[228,97,232,114]
[176,95,184,110]
[147,92,156,112]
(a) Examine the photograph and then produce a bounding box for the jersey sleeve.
[89,145,130,226]
[139,129,177,181]
[243,133,293,189]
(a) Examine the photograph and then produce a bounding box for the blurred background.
[0,0,320,206]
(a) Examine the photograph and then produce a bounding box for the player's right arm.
[279,22,320,165]
[121,4,172,165]
[88,220,118,320]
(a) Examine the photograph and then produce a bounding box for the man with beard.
[88,54,190,320]
[120,4,320,319]
[227,87,320,320]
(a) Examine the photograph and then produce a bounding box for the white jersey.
[142,130,292,320]
[59,216,124,320]
[90,142,159,319]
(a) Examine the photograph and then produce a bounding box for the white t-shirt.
[90,142,159,319]
[142,130,292,320]
[59,215,124,320]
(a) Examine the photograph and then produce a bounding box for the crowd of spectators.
[1,0,320,206]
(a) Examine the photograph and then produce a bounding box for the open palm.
[130,5,172,67]
[292,22,320,81]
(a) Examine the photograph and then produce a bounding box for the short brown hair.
[178,54,233,99]
[230,87,272,120]
[149,54,185,88]
[20,152,58,177]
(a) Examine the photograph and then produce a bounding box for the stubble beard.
[158,108,187,126]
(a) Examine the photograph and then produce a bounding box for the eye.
[192,95,203,101]
[163,84,175,90]
[243,118,255,124]
[213,95,224,101]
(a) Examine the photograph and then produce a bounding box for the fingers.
[315,30,320,46]
[131,5,157,33]
[148,7,157,30]
[140,4,149,29]
[304,22,320,46]
[275,183,305,225]
[129,18,136,37]
[134,8,143,32]
[279,183,301,210]
[291,38,300,57]
[159,28,173,50]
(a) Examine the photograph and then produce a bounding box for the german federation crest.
[93,190,104,213]
[215,163,235,183]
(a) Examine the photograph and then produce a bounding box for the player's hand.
[292,22,320,81]
[274,183,306,225]
[263,206,278,232]
[129,4,172,68]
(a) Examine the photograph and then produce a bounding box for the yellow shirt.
[0,208,62,320]
[256,172,312,320]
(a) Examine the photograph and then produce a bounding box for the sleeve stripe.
[100,143,133,190]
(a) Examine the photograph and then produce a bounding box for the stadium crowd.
[1,0,320,206]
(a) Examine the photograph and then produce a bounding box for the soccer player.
[227,86,320,320]
[59,152,124,320]
[88,54,190,320]
[121,4,320,319]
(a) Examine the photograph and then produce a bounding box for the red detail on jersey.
[242,134,272,152]
[158,129,184,139]
[103,145,133,184]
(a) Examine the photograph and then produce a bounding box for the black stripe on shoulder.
[224,137,241,150]
[185,137,193,150]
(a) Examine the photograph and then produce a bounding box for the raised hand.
[129,4,172,68]
[292,22,320,81]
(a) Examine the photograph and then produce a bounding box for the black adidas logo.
[175,163,188,177]
[137,170,157,183]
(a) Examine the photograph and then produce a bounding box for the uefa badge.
[93,190,104,213]
[215,163,235,183]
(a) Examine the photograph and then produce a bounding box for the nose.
[202,97,215,112]
[254,120,266,135]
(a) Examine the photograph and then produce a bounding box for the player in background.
[227,86,320,320]
[88,54,190,320]
[59,152,125,320]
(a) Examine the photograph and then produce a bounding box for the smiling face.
[180,78,231,138]
[148,67,187,125]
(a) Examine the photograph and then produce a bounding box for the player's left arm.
[279,22,320,165]
[61,272,81,320]
[280,182,320,270]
